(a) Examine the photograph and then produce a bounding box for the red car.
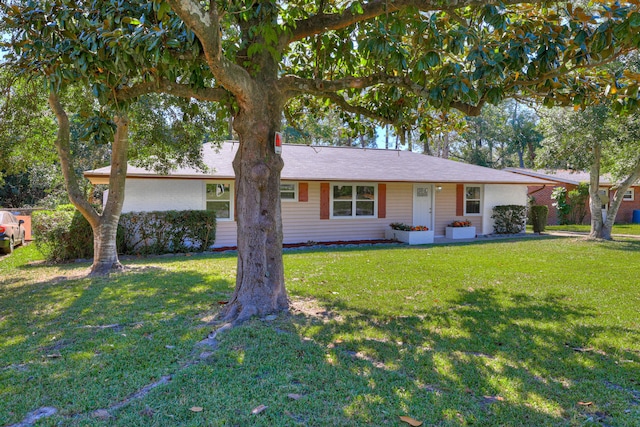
[0,211,26,254]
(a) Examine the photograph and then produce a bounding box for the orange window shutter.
[299,182,308,202]
[320,183,330,219]
[456,184,464,216]
[378,183,386,219]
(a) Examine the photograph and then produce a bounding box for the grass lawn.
[542,223,640,235]
[1,237,639,426]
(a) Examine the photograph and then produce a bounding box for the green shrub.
[529,205,549,233]
[69,211,94,259]
[491,205,527,234]
[32,208,76,262]
[33,208,217,262]
[567,183,590,224]
[118,210,216,255]
[550,184,590,225]
[551,187,570,225]
[32,208,95,262]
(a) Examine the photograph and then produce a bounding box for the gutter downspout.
[528,184,547,197]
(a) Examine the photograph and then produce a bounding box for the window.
[280,183,297,201]
[623,188,635,201]
[331,184,376,218]
[206,182,233,220]
[465,185,482,215]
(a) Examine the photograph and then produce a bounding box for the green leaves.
[4,0,640,136]
[3,0,207,104]
[629,12,640,27]
[424,51,440,68]
[351,2,364,15]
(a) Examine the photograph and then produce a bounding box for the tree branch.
[323,92,395,125]
[166,0,255,106]
[280,74,485,116]
[280,73,401,93]
[284,0,545,44]
[611,156,640,193]
[114,79,230,103]
[47,92,99,227]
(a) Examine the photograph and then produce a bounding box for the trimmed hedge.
[119,210,216,255]
[491,205,527,234]
[32,207,216,262]
[529,205,549,233]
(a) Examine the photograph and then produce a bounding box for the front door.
[413,184,433,228]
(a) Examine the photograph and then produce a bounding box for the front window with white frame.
[206,182,233,220]
[623,188,634,201]
[465,185,482,215]
[331,184,376,218]
[280,182,297,201]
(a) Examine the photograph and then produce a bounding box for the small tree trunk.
[224,106,288,323]
[49,92,128,275]
[91,221,124,274]
[602,157,640,240]
[385,125,390,150]
[517,148,524,168]
[88,115,129,275]
[423,134,432,155]
[527,141,536,166]
[443,132,450,159]
[588,142,604,239]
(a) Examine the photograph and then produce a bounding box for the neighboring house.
[85,142,548,247]
[505,168,640,224]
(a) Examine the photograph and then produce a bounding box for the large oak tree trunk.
[223,101,288,322]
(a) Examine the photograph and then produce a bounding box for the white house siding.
[121,178,241,247]
[214,222,239,247]
[119,178,527,246]
[122,178,204,212]
[281,182,413,244]
[432,184,484,236]
[482,184,528,234]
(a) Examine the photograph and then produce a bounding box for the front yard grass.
[1,237,639,426]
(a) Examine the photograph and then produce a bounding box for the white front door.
[413,184,433,228]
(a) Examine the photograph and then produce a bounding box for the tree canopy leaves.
[5,0,640,131]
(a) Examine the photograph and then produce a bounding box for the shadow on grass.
[0,265,235,425]
[594,238,640,253]
[268,288,640,426]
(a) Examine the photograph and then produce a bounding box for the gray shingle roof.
[85,142,550,184]
[504,168,611,185]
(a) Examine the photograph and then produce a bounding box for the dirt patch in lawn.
[290,297,343,323]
